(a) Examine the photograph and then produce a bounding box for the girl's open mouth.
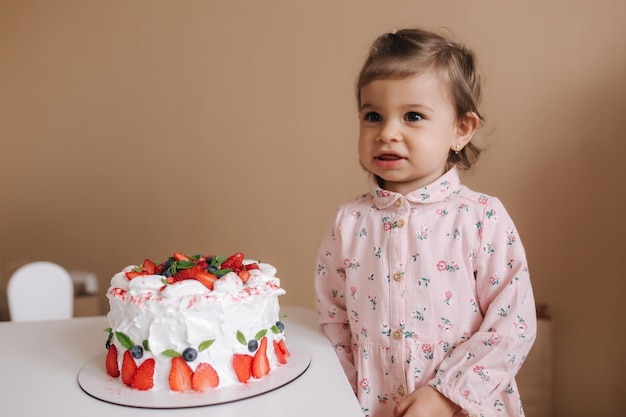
[374,153,406,168]
[376,154,402,161]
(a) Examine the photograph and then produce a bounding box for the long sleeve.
[429,196,537,416]
[314,217,358,390]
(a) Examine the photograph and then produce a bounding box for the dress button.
[394,199,402,208]
[393,330,402,339]
[397,385,405,396]
[396,219,405,228]
[393,272,402,282]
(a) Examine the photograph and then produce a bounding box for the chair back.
[7,261,74,321]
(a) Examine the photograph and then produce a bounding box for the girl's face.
[358,72,476,195]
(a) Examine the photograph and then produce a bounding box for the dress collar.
[369,167,462,209]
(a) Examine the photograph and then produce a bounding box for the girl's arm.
[429,197,537,416]
[314,217,357,390]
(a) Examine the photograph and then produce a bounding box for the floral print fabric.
[314,168,536,417]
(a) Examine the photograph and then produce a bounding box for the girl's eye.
[405,112,424,122]
[363,112,382,123]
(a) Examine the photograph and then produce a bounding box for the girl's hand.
[392,386,465,417]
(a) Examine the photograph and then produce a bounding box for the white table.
[0,306,362,416]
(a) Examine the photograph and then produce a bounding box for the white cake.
[104,252,290,392]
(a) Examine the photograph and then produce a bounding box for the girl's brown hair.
[356,28,484,170]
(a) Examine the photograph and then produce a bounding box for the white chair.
[7,261,74,321]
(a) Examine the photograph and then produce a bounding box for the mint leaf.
[216,268,232,277]
[198,339,215,352]
[236,330,247,345]
[162,349,181,358]
[255,329,267,340]
[176,260,196,270]
[213,256,228,266]
[142,339,151,352]
[115,332,134,350]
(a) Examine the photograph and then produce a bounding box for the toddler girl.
[314,28,536,417]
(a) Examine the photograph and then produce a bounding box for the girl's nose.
[376,122,402,142]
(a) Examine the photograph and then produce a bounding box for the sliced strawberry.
[195,271,218,290]
[237,269,250,283]
[173,252,190,261]
[169,357,193,392]
[105,344,120,377]
[121,350,137,386]
[192,362,219,391]
[125,270,142,280]
[131,359,155,390]
[273,339,290,365]
[252,337,270,379]
[232,354,253,383]
[142,259,157,275]
[278,339,290,357]
[244,262,260,270]
[221,252,244,272]
[173,265,203,281]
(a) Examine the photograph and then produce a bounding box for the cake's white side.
[106,262,287,391]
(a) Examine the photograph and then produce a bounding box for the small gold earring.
[454,144,462,155]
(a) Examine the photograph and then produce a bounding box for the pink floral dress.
[314,168,536,417]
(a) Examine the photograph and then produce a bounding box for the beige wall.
[1,1,624,416]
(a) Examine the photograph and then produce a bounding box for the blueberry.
[130,345,144,359]
[105,339,111,350]
[276,321,285,333]
[163,258,175,277]
[247,339,259,353]
[182,347,198,362]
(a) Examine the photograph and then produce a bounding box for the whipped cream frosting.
[106,259,287,391]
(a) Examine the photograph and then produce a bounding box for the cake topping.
[181,347,198,362]
[124,252,261,291]
[105,251,287,392]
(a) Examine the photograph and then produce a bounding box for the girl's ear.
[454,111,480,148]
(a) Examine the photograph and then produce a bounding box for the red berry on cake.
[125,258,159,279]
[273,339,290,364]
[121,350,138,386]
[195,271,218,290]
[173,264,203,281]
[192,363,220,391]
[125,270,142,280]
[232,354,253,383]
[173,252,190,261]
[169,357,194,392]
[252,337,270,379]
[237,269,251,283]
[221,252,244,272]
[131,358,155,390]
[105,344,120,377]
[142,259,157,275]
